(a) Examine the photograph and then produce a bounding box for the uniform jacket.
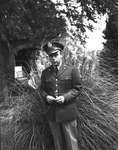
[40,64,82,122]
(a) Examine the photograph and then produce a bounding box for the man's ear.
[60,54,63,59]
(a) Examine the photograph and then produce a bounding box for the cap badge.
[48,42,52,47]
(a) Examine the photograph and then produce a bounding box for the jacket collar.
[47,64,68,77]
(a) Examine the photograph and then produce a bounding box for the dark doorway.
[15,48,37,76]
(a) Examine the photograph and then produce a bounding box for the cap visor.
[48,50,59,54]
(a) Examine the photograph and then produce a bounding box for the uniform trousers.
[49,119,80,150]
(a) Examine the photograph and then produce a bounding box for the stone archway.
[0,38,38,103]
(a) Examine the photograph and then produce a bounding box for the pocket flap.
[60,76,72,80]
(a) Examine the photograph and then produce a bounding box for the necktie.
[55,66,58,74]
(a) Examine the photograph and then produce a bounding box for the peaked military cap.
[43,42,64,54]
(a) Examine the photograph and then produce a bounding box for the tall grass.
[77,56,118,150]
[0,80,53,150]
[1,35,118,150]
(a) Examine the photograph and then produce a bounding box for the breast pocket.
[46,78,53,89]
[60,76,72,90]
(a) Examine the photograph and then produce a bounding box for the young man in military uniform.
[40,40,82,150]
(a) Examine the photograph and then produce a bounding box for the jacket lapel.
[47,65,56,77]
[57,64,67,77]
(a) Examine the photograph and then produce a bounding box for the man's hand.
[46,95,56,104]
[55,96,65,104]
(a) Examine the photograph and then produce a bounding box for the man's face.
[48,51,62,66]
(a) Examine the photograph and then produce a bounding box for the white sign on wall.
[14,66,23,78]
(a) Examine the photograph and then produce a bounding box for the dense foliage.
[0,0,117,44]
[0,0,66,43]
[100,9,118,76]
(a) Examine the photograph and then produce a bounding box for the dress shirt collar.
[53,60,62,70]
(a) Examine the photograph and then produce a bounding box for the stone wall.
[0,40,15,103]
